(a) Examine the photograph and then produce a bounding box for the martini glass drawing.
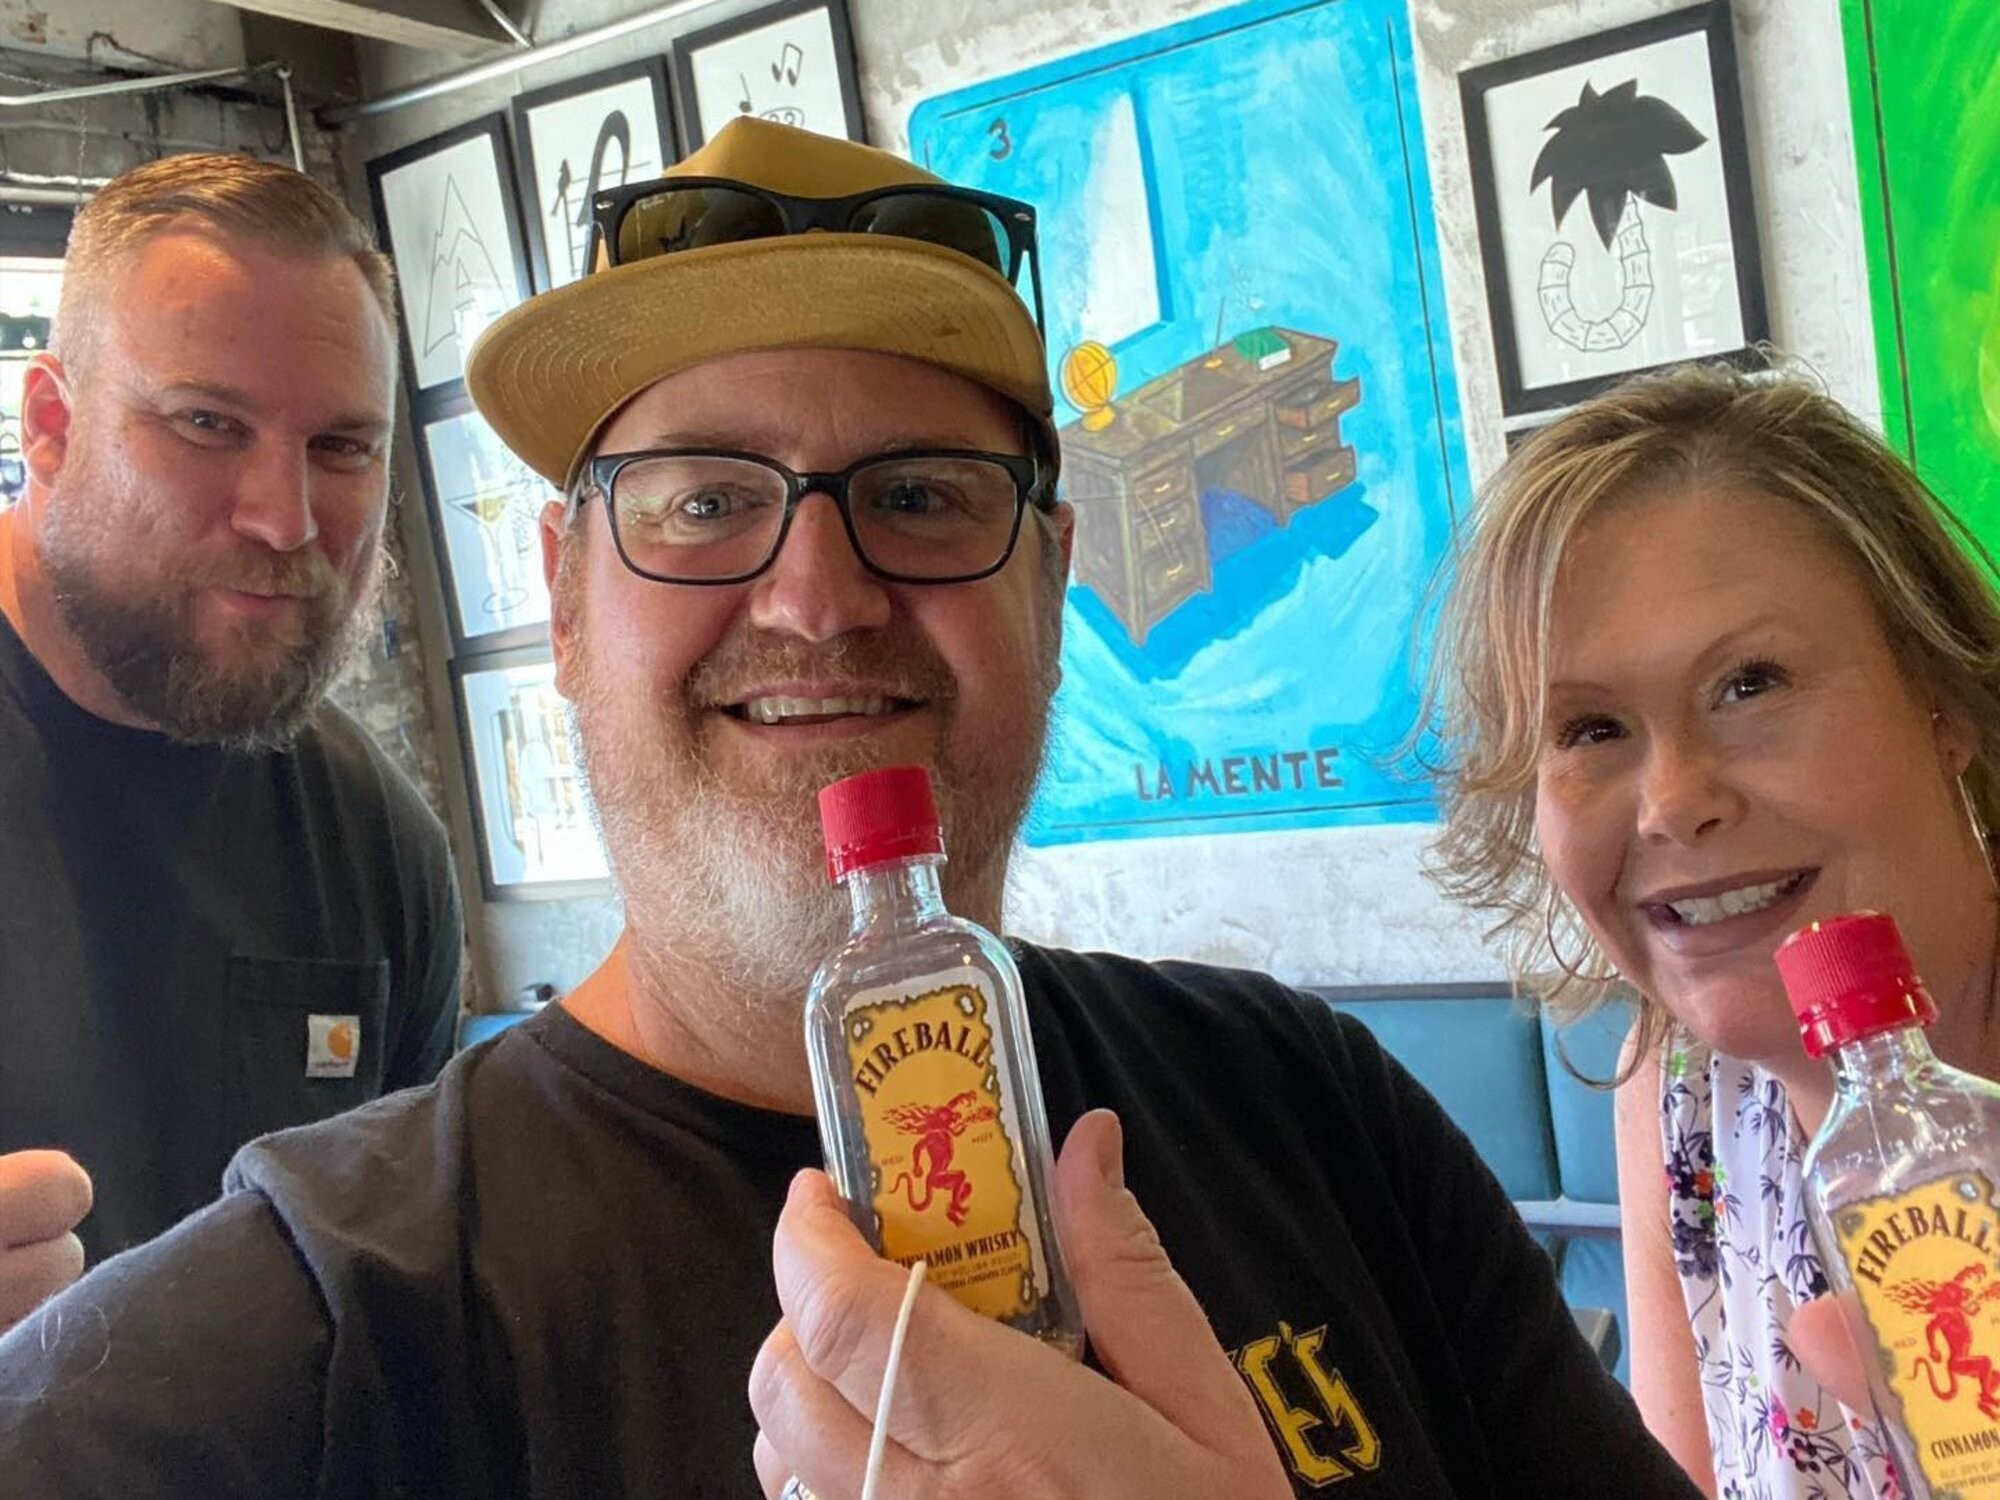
[453,475,536,623]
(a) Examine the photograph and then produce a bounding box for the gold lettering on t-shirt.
[1232,1320,1382,1487]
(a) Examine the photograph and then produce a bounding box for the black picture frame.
[670,0,867,153]
[409,390,558,653]
[0,202,73,259]
[510,57,677,291]
[1459,0,1769,416]
[366,113,533,403]
[448,644,611,902]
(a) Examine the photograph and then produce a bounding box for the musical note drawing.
[540,109,641,283]
[736,62,806,129]
[702,20,833,138]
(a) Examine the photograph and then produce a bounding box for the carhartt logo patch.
[306,1014,361,1079]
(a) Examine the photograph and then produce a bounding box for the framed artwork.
[1459,0,1768,415]
[670,0,866,151]
[412,395,556,651]
[511,58,677,291]
[909,0,1469,847]
[450,647,610,900]
[367,115,533,400]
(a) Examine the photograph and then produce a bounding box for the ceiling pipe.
[320,0,717,124]
[472,0,535,50]
[278,66,306,171]
[0,167,115,189]
[0,64,263,109]
[0,183,105,205]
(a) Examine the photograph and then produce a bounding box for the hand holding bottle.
[747,1110,1291,1500]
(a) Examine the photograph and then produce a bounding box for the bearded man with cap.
[0,121,1699,1500]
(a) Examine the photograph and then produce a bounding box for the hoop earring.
[1958,772,1989,847]
[1957,773,2000,901]
[1544,886,1619,985]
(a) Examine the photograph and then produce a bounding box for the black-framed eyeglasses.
[586,177,1045,337]
[581,447,1054,586]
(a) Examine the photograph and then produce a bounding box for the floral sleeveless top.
[1661,1031,1904,1498]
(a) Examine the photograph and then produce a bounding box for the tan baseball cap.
[465,117,1054,491]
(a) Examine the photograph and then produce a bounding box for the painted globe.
[1060,340,1118,414]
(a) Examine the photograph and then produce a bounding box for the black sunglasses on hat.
[585,177,1046,338]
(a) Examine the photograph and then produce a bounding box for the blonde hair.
[1427,363,2000,1066]
[54,153,396,379]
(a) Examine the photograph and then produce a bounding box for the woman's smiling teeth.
[1660,872,1810,926]
[737,694,899,725]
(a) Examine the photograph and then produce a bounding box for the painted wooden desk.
[1063,327,1362,645]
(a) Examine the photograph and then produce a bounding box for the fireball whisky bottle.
[1779,911,2000,1498]
[804,765,1081,1354]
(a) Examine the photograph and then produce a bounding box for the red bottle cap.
[1774,911,1939,1059]
[819,765,944,882]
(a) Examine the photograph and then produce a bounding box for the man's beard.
[40,498,376,752]
[568,611,1056,1013]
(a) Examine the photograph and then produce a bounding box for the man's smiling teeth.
[1666,876,1800,926]
[741,695,896,725]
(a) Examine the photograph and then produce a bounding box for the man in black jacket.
[0,121,1695,1499]
[0,153,461,1327]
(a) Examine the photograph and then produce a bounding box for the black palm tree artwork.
[1528,78,1706,353]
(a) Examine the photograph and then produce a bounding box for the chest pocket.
[226,954,391,1143]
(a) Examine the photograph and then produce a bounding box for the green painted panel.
[1842,0,2000,538]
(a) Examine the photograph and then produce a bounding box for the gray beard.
[567,631,1051,1018]
[39,514,375,752]
[608,737,868,1007]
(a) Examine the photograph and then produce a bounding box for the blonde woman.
[1430,364,2000,1498]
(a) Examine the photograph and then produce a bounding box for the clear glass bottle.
[1778,911,2000,1499]
[804,764,1081,1355]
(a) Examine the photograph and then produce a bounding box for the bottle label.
[1834,1171,2000,1490]
[843,969,1041,1322]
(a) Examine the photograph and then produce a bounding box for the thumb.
[1053,1110,1276,1468]
[1791,1291,1877,1417]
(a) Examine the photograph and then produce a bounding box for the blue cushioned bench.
[1310,983,1632,1383]
[456,985,1634,1380]
[457,1011,535,1050]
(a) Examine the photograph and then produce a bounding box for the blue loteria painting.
[909,0,1467,846]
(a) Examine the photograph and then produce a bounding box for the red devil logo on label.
[884,1091,999,1226]
[1889,1262,2000,1418]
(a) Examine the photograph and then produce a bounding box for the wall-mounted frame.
[411,392,556,652]
[1459,0,1768,415]
[511,58,677,291]
[450,646,610,901]
[367,114,533,401]
[670,0,866,152]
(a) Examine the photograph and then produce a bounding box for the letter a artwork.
[844,979,1039,1321]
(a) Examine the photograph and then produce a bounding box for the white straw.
[860,1259,927,1500]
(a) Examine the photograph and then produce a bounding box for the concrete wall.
[338,0,1878,1004]
[0,0,243,73]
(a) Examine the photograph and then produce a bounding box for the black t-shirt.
[0,610,463,1260]
[0,946,1699,1498]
